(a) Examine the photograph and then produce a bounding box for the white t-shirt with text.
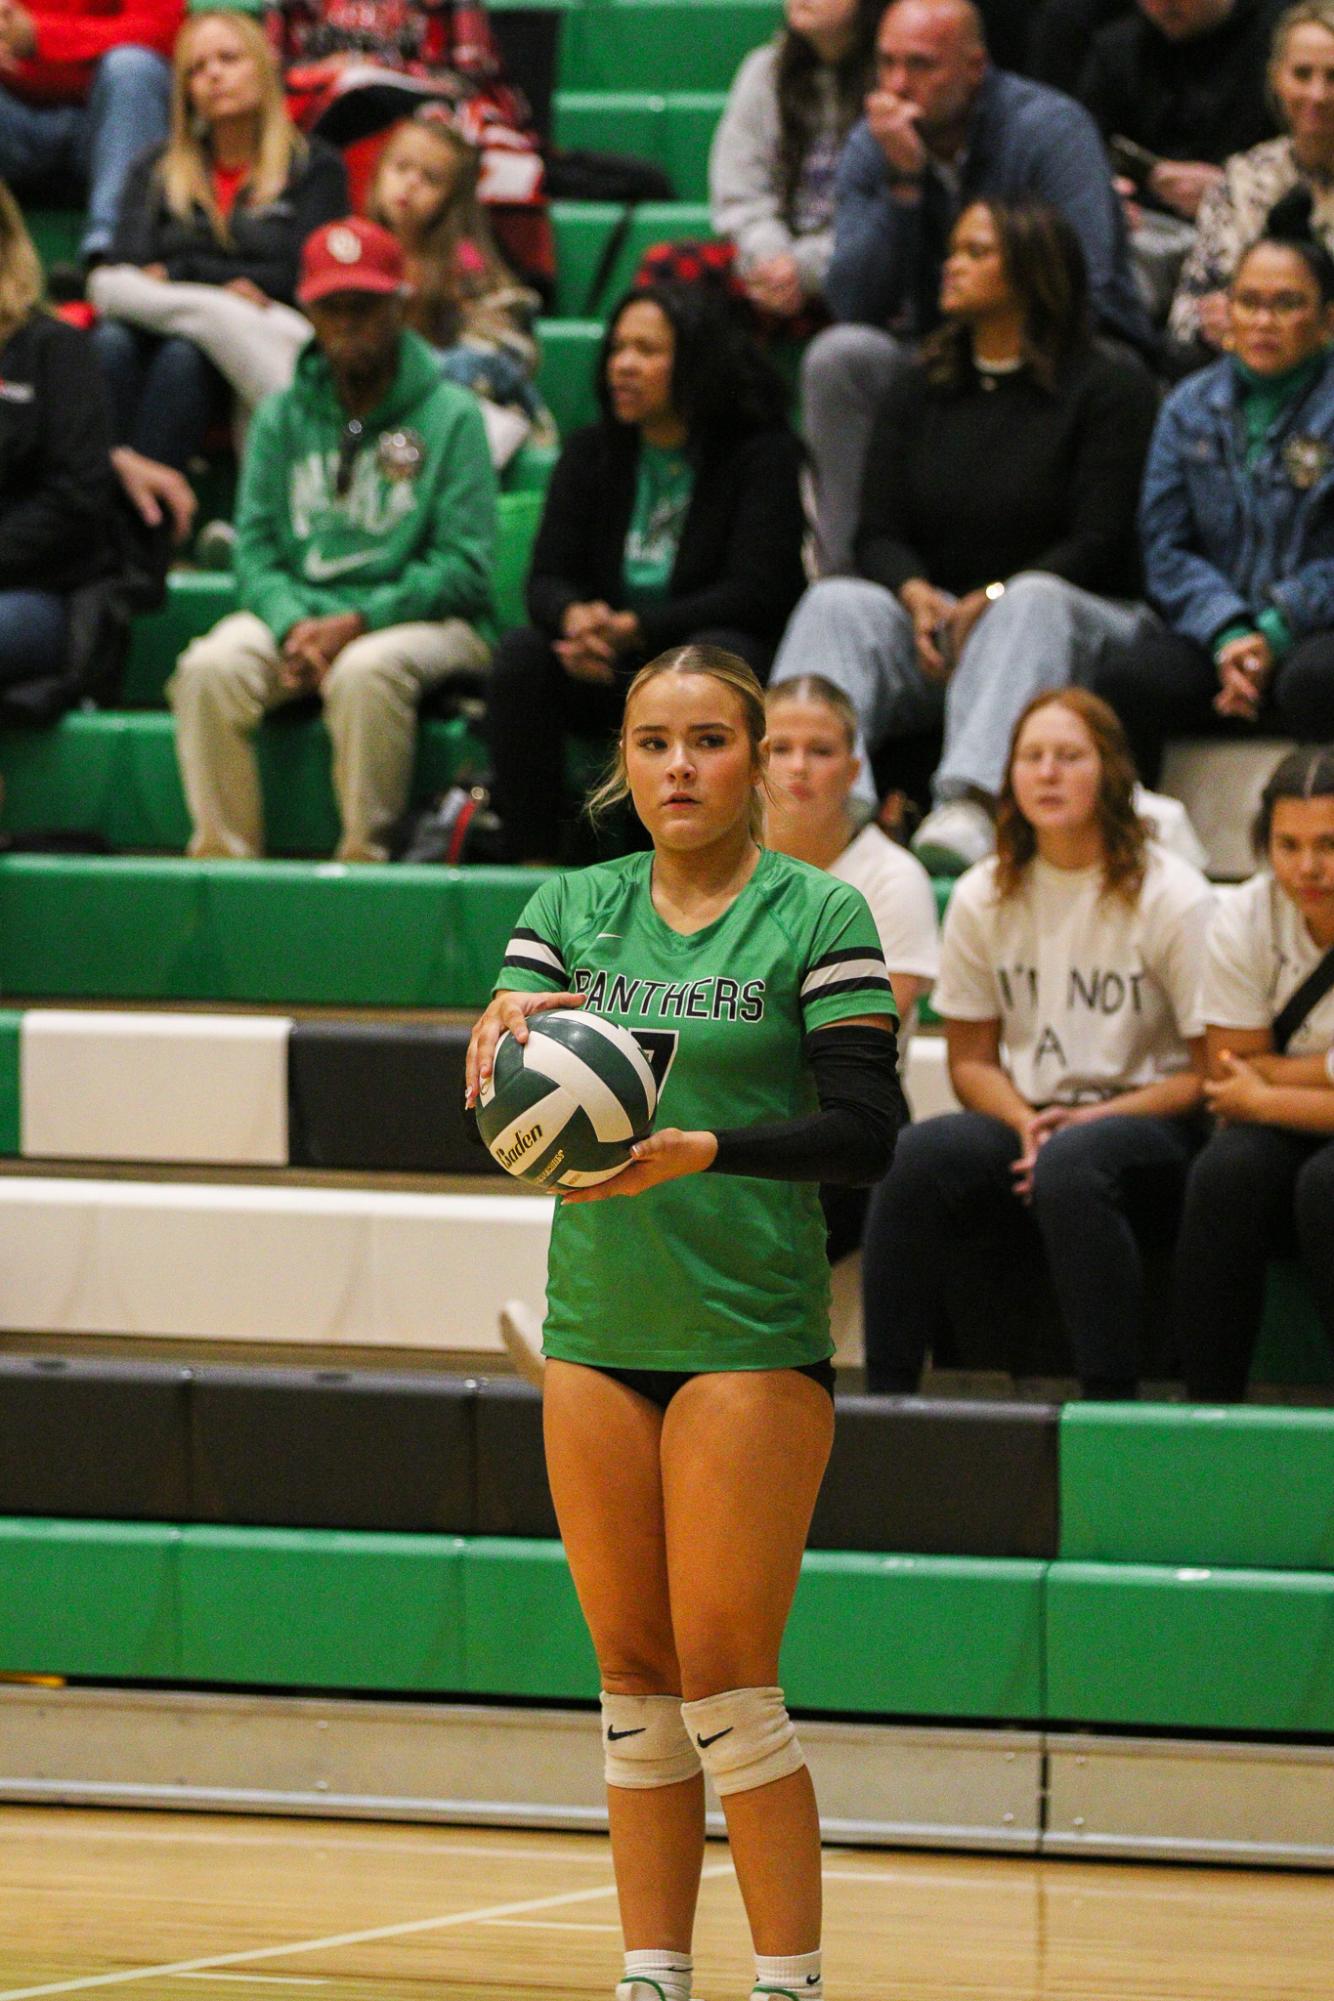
[830,826,940,1049]
[933,848,1213,1104]
[1203,871,1334,1056]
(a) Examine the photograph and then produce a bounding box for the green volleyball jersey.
[497,847,896,1372]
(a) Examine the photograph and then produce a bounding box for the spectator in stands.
[861,688,1213,1400]
[1175,745,1334,1399]
[709,0,882,325]
[88,7,345,473]
[0,0,179,266]
[364,109,549,464]
[1095,231,1334,787]
[1170,0,1334,355]
[0,177,115,697]
[771,199,1158,876]
[168,216,495,862]
[486,283,805,865]
[1077,0,1286,322]
[765,674,940,1041]
[801,0,1150,572]
[766,673,940,1270]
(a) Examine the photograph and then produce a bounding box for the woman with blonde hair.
[89,7,346,469]
[468,643,903,2001]
[0,181,117,706]
[1170,0,1334,355]
[861,688,1214,1400]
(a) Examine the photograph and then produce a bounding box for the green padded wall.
[1060,1405,1334,1570]
[557,3,782,92]
[783,1553,1046,1720]
[1255,1262,1334,1386]
[178,1527,467,1691]
[551,202,712,315]
[553,91,728,201]
[0,1012,18,1155]
[0,713,484,856]
[0,858,543,1007]
[0,1519,178,1678]
[123,572,237,708]
[535,319,602,433]
[461,1538,599,1699]
[1046,1562,1334,1733]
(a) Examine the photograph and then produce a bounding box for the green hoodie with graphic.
[235,329,497,641]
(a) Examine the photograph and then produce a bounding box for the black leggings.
[1175,1123,1334,1400]
[584,1358,837,1412]
[862,1108,1204,1398]
[1092,627,1334,787]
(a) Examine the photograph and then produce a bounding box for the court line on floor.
[0,1861,736,2000]
[479,1919,622,1932]
[177,1977,329,1986]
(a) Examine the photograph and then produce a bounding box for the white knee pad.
[600,1691,702,1790]
[680,1686,805,1796]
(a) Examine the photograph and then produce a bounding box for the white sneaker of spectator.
[1132,784,1209,871]
[911,798,995,876]
[498,1299,547,1387]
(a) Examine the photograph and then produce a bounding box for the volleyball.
[477,1010,658,1190]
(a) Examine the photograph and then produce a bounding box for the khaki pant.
[169,611,490,862]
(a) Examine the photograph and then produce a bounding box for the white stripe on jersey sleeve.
[800,954,889,1000]
[504,930,567,979]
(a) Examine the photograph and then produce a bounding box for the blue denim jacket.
[1140,353,1334,647]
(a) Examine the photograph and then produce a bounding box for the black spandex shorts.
[585,1358,837,1413]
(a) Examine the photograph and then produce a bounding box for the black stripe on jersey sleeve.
[501,925,568,984]
[806,945,884,973]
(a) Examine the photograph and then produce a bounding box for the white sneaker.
[911,798,995,875]
[498,1298,547,1387]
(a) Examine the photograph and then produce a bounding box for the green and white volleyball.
[477,1011,658,1190]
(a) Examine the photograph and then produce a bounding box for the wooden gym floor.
[0,1809,1330,2000]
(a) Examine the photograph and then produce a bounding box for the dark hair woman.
[769,199,1159,878]
[0,182,117,710]
[486,283,806,864]
[1096,230,1334,786]
[709,0,882,320]
[861,688,1214,1401]
[1175,745,1334,1400]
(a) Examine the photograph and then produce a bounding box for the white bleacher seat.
[1159,739,1295,880]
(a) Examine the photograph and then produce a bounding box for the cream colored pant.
[169,611,490,862]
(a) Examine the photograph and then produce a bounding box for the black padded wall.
[0,1356,1061,1557]
[287,1022,498,1175]
[808,1396,1060,1557]
[189,1368,476,1532]
[473,1377,557,1537]
[0,1356,192,1519]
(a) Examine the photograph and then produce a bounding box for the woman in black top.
[0,182,114,699]
[90,9,345,470]
[487,282,807,864]
[770,200,1159,876]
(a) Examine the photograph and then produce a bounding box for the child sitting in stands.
[365,110,552,462]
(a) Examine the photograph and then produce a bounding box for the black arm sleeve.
[705,1024,906,1186]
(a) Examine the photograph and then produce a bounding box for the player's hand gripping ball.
[476,1010,658,1190]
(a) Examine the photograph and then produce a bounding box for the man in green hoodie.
[169,215,497,862]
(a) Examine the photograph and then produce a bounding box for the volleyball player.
[466,645,903,2001]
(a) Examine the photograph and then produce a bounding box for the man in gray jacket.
[804,0,1152,571]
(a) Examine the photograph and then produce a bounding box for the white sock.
[752,1947,822,1998]
[616,1947,694,2001]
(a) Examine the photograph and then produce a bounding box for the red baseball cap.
[298,218,406,306]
